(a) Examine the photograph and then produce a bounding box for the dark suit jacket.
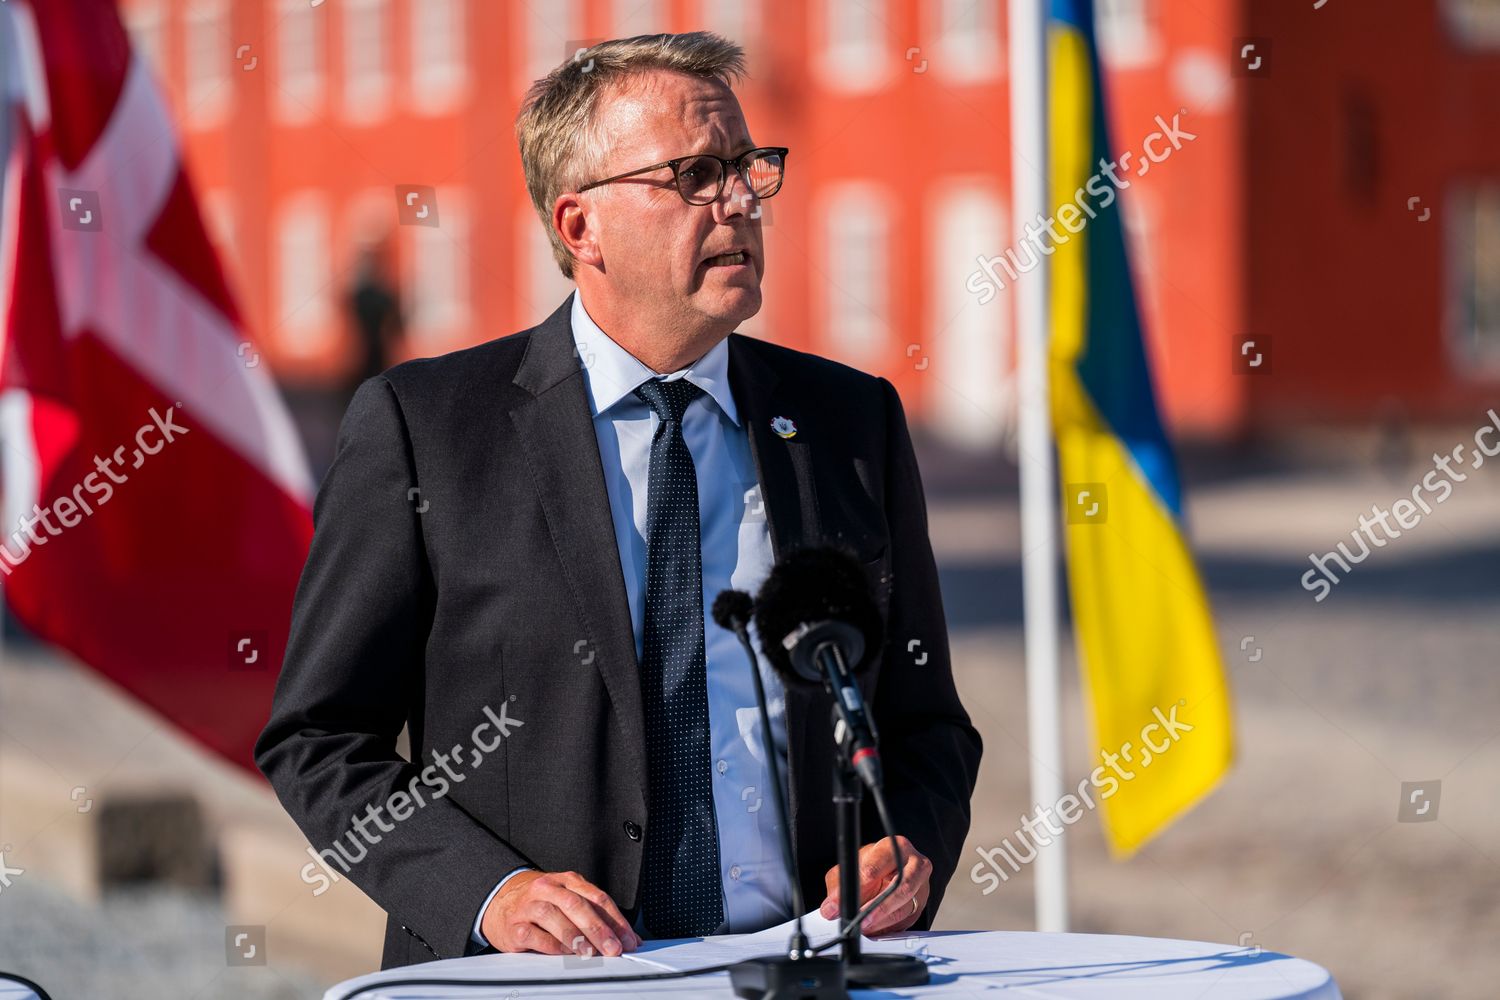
[255,293,983,970]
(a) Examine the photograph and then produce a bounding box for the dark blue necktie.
[633,376,724,939]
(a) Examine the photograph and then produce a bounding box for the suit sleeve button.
[624,820,642,841]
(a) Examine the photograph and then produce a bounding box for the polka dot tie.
[633,377,723,939]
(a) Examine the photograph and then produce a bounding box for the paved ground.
[0,879,319,999]
[1,449,1496,998]
[932,455,1500,1000]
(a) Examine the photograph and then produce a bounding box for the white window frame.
[701,0,760,43]
[1119,186,1161,341]
[1443,0,1500,47]
[183,0,231,127]
[405,189,472,343]
[820,181,893,366]
[122,1,167,81]
[274,0,325,123]
[409,0,468,115]
[274,191,335,356]
[928,181,1014,449]
[927,0,1003,84]
[1095,0,1161,70]
[524,0,582,85]
[613,0,664,37]
[1446,182,1500,375]
[521,211,576,328]
[342,0,391,124]
[199,187,236,264]
[815,0,892,94]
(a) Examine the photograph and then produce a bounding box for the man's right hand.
[480,869,642,957]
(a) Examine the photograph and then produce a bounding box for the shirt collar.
[570,290,740,426]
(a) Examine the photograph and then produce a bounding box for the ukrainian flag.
[1048,0,1234,855]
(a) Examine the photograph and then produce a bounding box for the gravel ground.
[0,879,320,999]
[932,462,1500,1000]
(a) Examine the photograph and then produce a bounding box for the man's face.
[581,72,766,336]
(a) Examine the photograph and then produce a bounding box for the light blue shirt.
[471,291,793,946]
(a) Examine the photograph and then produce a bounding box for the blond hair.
[515,32,748,280]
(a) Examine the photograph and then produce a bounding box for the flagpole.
[1009,0,1069,932]
[0,4,17,670]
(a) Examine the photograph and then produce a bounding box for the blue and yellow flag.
[1048,0,1233,855]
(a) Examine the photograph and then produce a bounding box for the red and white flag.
[0,0,314,772]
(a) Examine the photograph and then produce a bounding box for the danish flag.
[0,0,314,771]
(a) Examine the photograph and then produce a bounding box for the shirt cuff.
[470,866,535,947]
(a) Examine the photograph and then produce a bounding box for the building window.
[701,0,759,43]
[522,213,576,328]
[928,0,1003,83]
[1120,187,1161,340]
[614,0,663,36]
[821,183,892,366]
[410,0,467,115]
[342,0,390,123]
[200,188,237,272]
[275,193,334,357]
[524,0,581,84]
[343,186,394,250]
[1448,184,1500,374]
[1095,0,1160,69]
[735,276,776,342]
[275,0,325,123]
[929,183,1013,449]
[817,0,890,93]
[183,0,230,127]
[406,191,471,343]
[122,1,166,80]
[1444,0,1500,46]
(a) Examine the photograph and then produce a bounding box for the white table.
[0,974,47,1000]
[326,912,1341,1000]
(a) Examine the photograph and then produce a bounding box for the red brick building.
[118,0,1500,448]
[1243,0,1500,430]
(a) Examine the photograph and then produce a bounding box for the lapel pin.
[770,415,797,439]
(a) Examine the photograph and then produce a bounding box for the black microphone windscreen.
[712,589,755,633]
[752,545,883,683]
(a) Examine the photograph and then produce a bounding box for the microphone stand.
[825,663,928,989]
[724,615,848,1000]
[719,591,926,994]
[832,707,864,967]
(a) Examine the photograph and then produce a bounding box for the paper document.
[622,909,909,973]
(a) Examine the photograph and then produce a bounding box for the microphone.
[752,547,885,790]
[710,588,755,636]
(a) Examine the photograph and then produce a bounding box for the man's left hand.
[818,835,932,936]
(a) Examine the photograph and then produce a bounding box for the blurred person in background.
[343,242,405,416]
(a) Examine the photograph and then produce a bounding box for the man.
[255,32,981,970]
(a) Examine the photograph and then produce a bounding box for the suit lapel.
[728,333,833,905]
[727,333,819,560]
[509,294,649,801]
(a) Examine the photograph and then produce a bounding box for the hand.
[481,869,642,957]
[818,835,932,936]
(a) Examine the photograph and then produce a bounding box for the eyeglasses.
[577,146,789,206]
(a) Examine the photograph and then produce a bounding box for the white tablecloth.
[0,975,46,1000]
[326,911,1341,1000]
